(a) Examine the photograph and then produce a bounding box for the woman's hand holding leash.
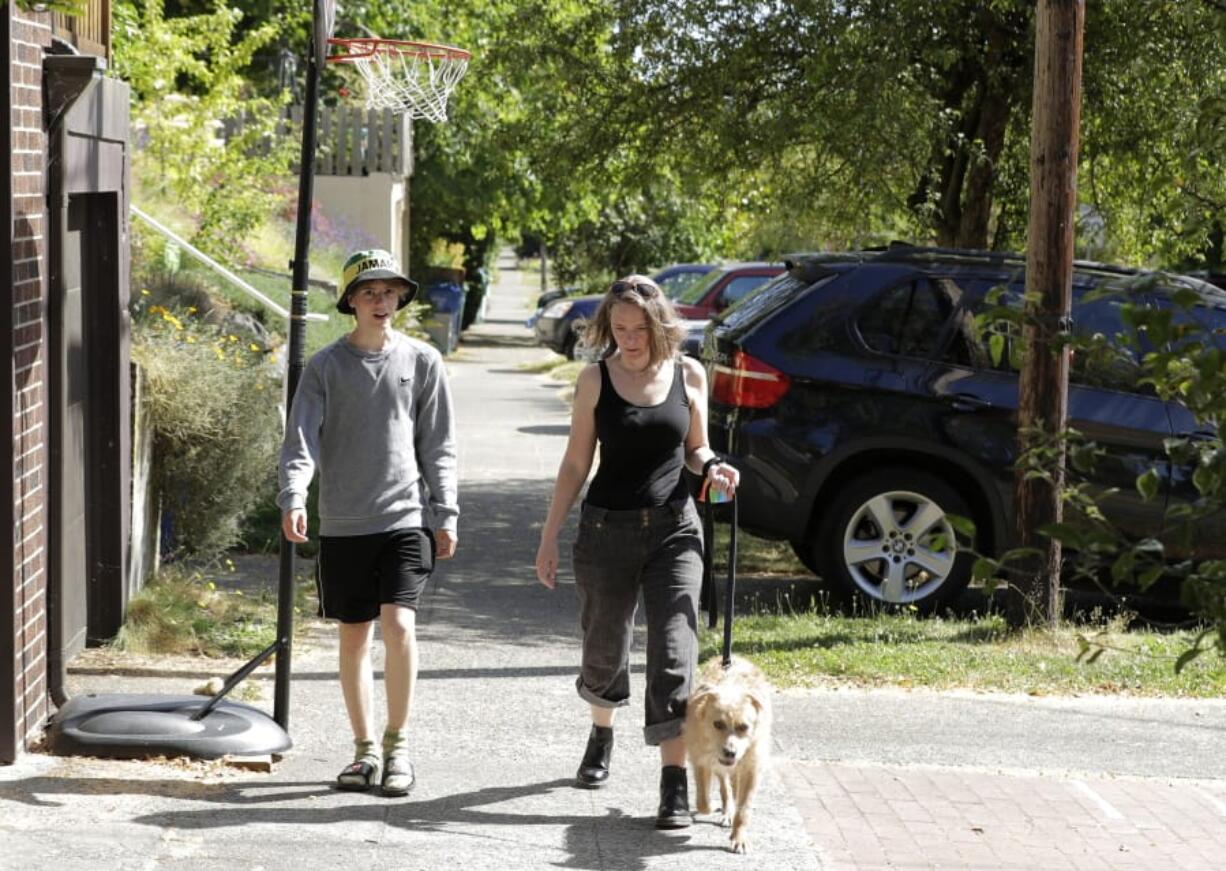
[703,456,740,501]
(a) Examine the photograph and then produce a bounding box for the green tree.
[337,1,733,280]
[113,0,296,257]
[547,1,1226,264]
[306,2,1226,282]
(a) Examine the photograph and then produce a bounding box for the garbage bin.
[462,267,490,330]
[424,279,467,354]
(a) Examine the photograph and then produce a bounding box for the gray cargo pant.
[572,498,704,745]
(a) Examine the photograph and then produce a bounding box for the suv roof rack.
[868,244,1151,278]
[781,251,866,270]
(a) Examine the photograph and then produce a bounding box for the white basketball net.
[348,45,470,123]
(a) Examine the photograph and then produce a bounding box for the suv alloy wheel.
[814,468,975,612]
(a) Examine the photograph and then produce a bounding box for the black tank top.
[586,359,692,509]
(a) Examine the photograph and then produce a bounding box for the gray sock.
[382,729,408,760]
[354,738,379,766]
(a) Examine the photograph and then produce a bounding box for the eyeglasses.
[609,279,660,298]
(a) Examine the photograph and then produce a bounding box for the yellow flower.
[249,343,261,352]
[187,306,198,314]
[228,335,238,343]
[140,289,151,296]
[185,336,196,344]
[213,346,225,360]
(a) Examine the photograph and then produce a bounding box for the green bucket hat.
[338,249,419,314]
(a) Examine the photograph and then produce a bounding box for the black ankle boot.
[575,725,613,788]
[655,765,691,829]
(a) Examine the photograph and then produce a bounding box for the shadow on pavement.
[2,775,718,870]
[420,477,575,650]
[458,333,540,349]
[518,424,569,436]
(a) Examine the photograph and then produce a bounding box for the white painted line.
[1070,780,1124,821]
[1190,786,1226,819]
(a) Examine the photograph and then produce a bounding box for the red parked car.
[670,262,787,318]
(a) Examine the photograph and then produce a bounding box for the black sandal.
[336,758,380,792]
[381,756,415,797]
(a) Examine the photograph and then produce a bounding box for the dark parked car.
[704,247,1226,611]
[532,263,714,359]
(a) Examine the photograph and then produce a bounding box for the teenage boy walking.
[278,248,459,796]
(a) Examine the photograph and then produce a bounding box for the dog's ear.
[747,689,769,715]
[688,686,714,719]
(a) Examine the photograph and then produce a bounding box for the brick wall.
[10,8,51,754]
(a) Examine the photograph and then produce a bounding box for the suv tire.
[813,467,974,612]
[562,330,579,361]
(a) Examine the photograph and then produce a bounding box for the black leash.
[700,483,738,670]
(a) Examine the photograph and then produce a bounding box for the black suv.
[704,247,1226,611]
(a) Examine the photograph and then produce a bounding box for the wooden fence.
[53,0,110,60]
[289,105,412,177]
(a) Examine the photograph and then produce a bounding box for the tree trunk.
[926,74,1013,249]
[540,240,549,293]
[1012,0,1085,628]
[954,91,1012,249]
[957,23,1018,249]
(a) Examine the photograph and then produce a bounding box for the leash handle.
[701,488,717,629]
[722,495,737,669]
[699,479,737,667]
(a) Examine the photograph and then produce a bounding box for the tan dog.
[684,655,772,854]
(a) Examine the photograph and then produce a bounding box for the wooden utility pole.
[1012,0,1085,628]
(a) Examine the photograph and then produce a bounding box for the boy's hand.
[435,529,457,560]
[282,509,308,543]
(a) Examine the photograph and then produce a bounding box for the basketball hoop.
[328,38,471,123]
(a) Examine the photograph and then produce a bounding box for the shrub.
[132,300,282,558]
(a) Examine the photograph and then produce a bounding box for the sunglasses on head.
[609,279,660,298]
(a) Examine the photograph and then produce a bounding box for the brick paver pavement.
[780,759,1226,870]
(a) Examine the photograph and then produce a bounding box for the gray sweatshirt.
[277,332,459,537]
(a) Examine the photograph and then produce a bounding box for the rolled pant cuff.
[643,717,683,746]
[576,678,630,709]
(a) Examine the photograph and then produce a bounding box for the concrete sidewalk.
[0,264,817,870]
[3,260,1225,870]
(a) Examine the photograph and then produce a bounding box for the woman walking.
[535,274,738,828]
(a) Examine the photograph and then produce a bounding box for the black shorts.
[316,527,435,623]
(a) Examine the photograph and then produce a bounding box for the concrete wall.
[313,173,409,271]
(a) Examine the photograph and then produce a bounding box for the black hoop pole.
[273,0,326,731]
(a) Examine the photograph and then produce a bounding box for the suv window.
[955,278,1148,394]
[855,279,953,358]
[719,275,773,307]
[722,273,833,332]
[1068,295,1145,392]
[1160,297,1226,352]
